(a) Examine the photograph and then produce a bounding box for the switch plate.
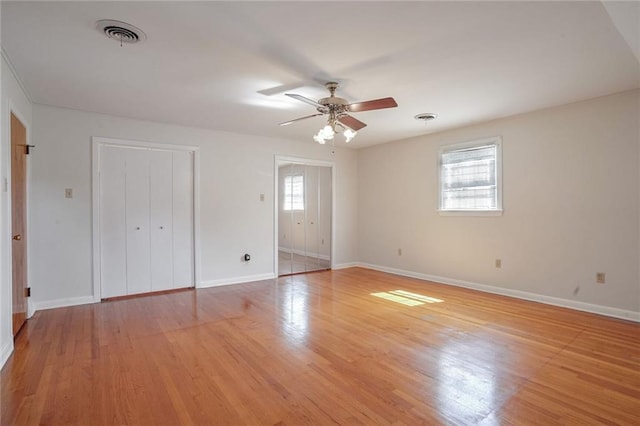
[495,259,502,268]
[65,188,73,199]
[260,194,265,202]
[596,272,605,284]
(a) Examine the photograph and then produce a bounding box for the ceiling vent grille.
[96,20,146,44]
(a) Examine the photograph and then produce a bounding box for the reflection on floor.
[278,250,330,275]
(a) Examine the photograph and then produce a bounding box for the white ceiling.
[2,1,639,148]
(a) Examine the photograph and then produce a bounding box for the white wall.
[358,90,640,317]
[28,104,359,309]
[1,54,33,367]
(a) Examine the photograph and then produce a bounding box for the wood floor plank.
[2,267,639,425]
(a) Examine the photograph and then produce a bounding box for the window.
[439,137,502,215]
[283,174,304,211]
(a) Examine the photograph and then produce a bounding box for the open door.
[11,112,28,336]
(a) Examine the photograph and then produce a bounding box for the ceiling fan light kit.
[280,82,397,144]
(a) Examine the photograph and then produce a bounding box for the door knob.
[12,234,21,241]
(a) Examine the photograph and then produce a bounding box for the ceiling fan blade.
[338,115,367,131]
[286,93,323,108]
[258,82,306,96]
[279,113,324,126]
[347,97,398,113]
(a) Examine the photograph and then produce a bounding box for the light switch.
[260,193,265,202]
[65,188,73,199]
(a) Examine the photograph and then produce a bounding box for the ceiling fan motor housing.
[319,82,348,114]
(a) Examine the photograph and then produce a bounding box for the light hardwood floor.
[2,268,639,425]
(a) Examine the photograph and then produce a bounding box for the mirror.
[277,161,332,276]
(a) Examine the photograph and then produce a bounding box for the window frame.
[438,136,503,216]
[283,173,305,211]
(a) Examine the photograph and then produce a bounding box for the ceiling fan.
[279,82,397,144]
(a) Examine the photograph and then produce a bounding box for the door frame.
[274,155,336,276]
[7,102,32,322]
[91,137,201,301]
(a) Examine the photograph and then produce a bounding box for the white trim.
[438,209,503,217]
[1,339,13,369]
[278,247,330,261]
[91,140,100,302]
[332,262,360,270]
[199,273,276,289]
[274,156,336,276]
[357,263,640,323]
[91,136,200,301]
[32,296,96,312]
[192,147,202,289]
[91,136,197,152]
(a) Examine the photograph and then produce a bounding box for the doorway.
[276,158,333,276]
[11,112,28,336]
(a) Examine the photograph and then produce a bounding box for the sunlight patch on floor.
[371,290,444,306]
[390,290,443,303]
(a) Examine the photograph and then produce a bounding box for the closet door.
[125,148,152,295]
[304,165,319,271]
[98,142,194,298]
[150,150,174,291]
[100,146,127,298]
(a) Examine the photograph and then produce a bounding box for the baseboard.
[33,295,96,312]
[278,247,330,261]
[332,262,360,270]
[1,340,13,370]
[358,263,640,323]
[199,273,276,289]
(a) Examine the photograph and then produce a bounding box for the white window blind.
[440,139,501,212]
[284,174,304,211]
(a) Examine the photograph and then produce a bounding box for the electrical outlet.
[495,259,502,268]
[398,248,402,256]
[596,273,605,284]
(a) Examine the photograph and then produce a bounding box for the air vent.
[415,113,438,122]
[96,20,146,45]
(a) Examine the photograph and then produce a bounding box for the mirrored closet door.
[278,161,332,276]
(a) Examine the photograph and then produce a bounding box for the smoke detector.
[96,20,146,45]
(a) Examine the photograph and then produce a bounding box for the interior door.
[99,143,195,298]
[100,145,127,298]
[125,148,152,295]
[149,149,173,291]
[11,113,28,336]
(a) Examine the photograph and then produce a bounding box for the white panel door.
[149,150,174,292]
[172,151,194,288]
[99,146,127,298]
[125,148,152,295]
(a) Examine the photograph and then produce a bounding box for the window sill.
[438,209,503,217]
